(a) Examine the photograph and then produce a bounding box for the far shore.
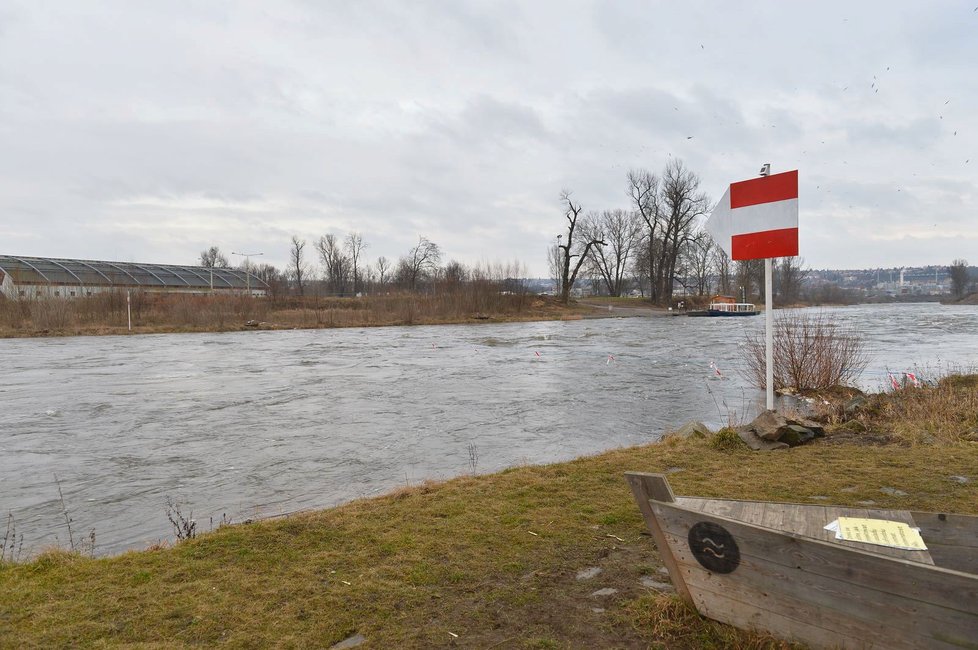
[0,293,694,340]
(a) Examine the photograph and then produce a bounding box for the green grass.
[2,431,976,648]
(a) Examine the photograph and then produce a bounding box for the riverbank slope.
[2,377,976,648]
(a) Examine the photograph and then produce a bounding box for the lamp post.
[556,234,563,297]
[232,251,264,295]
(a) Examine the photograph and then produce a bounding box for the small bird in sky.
[945,99,950,105]
[686,136,693,139]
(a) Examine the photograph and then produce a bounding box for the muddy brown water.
[1,303,975,555]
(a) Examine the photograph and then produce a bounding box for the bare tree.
[557,191,605,303]
[252,263,285,298]
[627,169,661,301]
[684,232,716,296]
[400,236,442,290]
[376,256,391,287]
[345,232,367,295]
[949,259,970,298]
[711,246,732,297]
[735,259,764,302]
[656,159,710,304]
[199,246,228,268]
[289,235,308,296]
[317,234,349,296]
[547,240,563,295]
[582,209,642,297]
[443,260,467,285]
[628,161,709,305]
[774,257,808,306]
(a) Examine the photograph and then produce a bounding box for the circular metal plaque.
[688,521,740,574]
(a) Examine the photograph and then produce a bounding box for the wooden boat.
[625,472,978,649]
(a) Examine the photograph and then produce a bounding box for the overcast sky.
[1,1,975,277]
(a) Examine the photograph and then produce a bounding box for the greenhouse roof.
[0,255,268,290]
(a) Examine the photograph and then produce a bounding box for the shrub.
[710,428,745,451]
[743,312,868,392]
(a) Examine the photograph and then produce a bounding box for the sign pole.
[759,163,775,411]
[764,257,774,410]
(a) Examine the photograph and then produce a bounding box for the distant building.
[0,255,268,299]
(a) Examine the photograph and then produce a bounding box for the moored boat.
[625,472,978,649]
[685,295,759,317]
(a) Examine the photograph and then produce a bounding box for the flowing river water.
[1,302,976,556]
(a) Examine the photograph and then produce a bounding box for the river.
[1,302,975,555]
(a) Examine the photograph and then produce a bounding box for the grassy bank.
[0,292,598,338]
[2,382,976,648]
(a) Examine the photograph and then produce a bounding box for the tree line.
[199,236,527,299]
[550,159,807,306]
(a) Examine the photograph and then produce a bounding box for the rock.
[779,424,816,446]
[245,320,260,327]
[591,607,606,613]
[576,567,602,581]
[330,634,367,649]
[880,487,908,497]
[667,421,711,440]
[785,416,825,437]
[844,396,868,415]
[856,500,877,506]
[639,576,674,592]
[591,588,618,597]
[664,466,684,474]
[808,495,830,501]
[736,426,789,451]
[949,475,970,484]
[750,410,789,440]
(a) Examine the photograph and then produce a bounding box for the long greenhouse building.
[0,255,268,299]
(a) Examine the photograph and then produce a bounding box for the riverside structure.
[0,255,268,299]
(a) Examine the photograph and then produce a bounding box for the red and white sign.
[706,170,799,260]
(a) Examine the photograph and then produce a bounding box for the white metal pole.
[765,257,774,411]
[127,290,132,332]
[760,162,774,411]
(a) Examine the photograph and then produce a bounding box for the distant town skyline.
[1,2,975,277]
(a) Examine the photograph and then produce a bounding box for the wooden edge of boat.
[625,472,978,649]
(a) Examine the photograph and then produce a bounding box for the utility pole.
[232,251,264,295]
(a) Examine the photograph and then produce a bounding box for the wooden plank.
[624,472,692,603]
[652,503,978,647]
[676,497,935,564]
[664,528,978,648]
[912,511,978,547]
[927,541,978,574]
[683,569,968,650]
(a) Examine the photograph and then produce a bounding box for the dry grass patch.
[819,373,978,444]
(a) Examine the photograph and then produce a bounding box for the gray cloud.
[0,1,975,274]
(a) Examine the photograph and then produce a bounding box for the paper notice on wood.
[825,517,928,551]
